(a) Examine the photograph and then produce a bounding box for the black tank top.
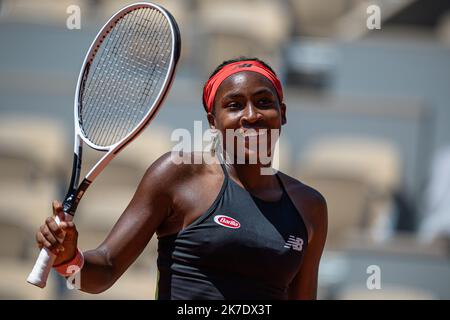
[156,161,309,300]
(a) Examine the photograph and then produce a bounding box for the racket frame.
[63,2,181,217]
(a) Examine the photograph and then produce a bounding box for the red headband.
[203,60,284,113]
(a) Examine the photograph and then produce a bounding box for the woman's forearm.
[71,248,116,294]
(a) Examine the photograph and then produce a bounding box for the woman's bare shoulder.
[141,151,215,191]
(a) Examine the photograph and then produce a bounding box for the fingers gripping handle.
[27,214,72,288]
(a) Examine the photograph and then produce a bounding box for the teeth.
[238,129,267,137]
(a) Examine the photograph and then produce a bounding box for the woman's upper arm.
[289,190,328,300]
[95,152,176,281]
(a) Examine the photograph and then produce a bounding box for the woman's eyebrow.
[221,87,275,101]
[221,92,244,101]
[252,88,275,96]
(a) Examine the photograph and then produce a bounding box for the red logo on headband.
[235,63,253,69]
[203,60,284,113]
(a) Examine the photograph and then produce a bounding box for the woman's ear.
[207,112,216,129]
[281,103,287,125]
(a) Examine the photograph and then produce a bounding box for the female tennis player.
[35,57,328,300]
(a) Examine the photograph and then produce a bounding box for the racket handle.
[27,215,64,288]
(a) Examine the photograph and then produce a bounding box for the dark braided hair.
[202,57,277,113]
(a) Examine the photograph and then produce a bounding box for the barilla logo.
[214,215,241,229]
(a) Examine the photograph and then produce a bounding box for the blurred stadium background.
[1,0,450,299]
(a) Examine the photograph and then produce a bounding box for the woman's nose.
[241,102,261,125]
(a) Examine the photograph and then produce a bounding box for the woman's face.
[208,71,286,164]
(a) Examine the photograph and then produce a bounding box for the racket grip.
[27,215,65,288]
[27,246,57,288]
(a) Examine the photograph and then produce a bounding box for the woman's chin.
[235,148,271,165]
[226,138,273,164]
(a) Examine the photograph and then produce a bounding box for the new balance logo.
[233,63,253,70]
[284,235,304,252]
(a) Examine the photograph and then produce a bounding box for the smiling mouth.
[237,128,268,138]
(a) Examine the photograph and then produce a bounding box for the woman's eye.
[227,102,242,109]
[258,99,273,107]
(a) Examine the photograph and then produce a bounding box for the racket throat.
[63,178,91,216]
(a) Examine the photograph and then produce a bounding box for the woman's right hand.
[35,200,79,266]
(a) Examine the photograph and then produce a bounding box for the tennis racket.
[27,2,181,288]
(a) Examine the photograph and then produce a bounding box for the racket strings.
[85,8,151,139]
[92,8,158,145]
[80,7,173,147]
[86,8,167,146]
[114,11,170,143]
[82,12,139,138]
[84,10,144,145]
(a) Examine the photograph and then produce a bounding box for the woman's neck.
[222,153,280,199]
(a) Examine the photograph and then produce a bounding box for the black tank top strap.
[275,172,288,195]
[275,172,310,244]
[174,153,229,235]
[216,150,229,180]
